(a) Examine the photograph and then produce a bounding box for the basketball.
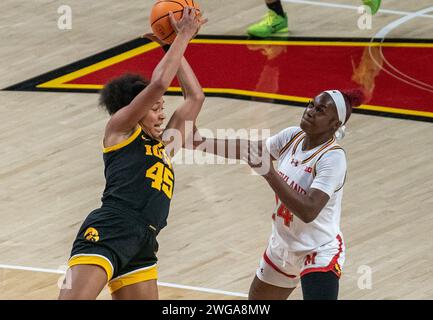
[150,0,201,44]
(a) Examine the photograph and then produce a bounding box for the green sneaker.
[247,10,288,38]
[362,0,381,15]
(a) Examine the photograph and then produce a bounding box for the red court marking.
[66,42,433,114]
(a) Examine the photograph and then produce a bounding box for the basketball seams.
[150,9,183,27]
[162,30,176,41]
[151,0,200,44]
[157,0,185,8]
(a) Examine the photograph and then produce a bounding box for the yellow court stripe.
[201,88,310,103]
[359,104,433,118]
[48,84,310,103]
[37,81,433,119]
[37,42,160,89]
[38,84,188,91]
[41,84,104,90]
[191,39,433,48]
[203,89,433,118]
[201,89,433,119]
[34,78,433,119]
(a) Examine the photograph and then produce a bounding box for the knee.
[248,278,261,300]
[248,275,295,300]
[58,288,97,300]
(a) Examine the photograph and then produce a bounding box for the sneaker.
[247,10,288,38]
[362,0,381,15]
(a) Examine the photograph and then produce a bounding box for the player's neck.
[302,133,333,151]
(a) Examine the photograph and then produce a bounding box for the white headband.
[324,90,347,140]
[324,90,347,125]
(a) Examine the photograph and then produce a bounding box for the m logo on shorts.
[304,252,317,266]
[84,227,99,242]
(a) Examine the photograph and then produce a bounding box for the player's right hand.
[169,7,207,40]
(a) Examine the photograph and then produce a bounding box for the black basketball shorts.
[68,207,159,294]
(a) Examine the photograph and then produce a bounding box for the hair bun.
[341,89,365,107]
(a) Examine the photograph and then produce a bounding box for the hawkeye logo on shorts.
[84,227,99,242]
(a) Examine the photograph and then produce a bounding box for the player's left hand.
[141,33,166,46]
[243,140,274,176]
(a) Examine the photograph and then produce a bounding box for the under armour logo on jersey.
[291,159,299,167]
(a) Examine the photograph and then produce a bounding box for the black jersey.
[100,126,174,232]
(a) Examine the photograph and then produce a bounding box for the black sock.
[266,1,285,17]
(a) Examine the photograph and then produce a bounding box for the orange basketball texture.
[150,0,201,44]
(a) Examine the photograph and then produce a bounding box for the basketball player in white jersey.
[191,89,363,299]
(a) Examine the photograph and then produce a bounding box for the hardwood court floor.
[0,268,244,300]
[1,0,433,299]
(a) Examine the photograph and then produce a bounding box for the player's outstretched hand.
[169,7,207,40]
[242,141,274,176]
[142,33,166,46]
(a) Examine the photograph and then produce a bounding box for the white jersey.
[265,126,347,252]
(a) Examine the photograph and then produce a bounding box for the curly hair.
[99,74,150,115]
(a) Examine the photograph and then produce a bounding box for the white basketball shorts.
[256,233,345,288]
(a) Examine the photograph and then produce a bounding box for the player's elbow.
[295,211,312,223]
[191,93,205,103]
[300,196,324,223]
[298,207,320,224]
[151,69,173,91]
[153,78,167,91]
[301,214,316,224]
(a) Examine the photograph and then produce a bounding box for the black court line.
[3,37,152,92]
[3,34,433,123]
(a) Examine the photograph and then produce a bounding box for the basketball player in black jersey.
[59,7,206,300]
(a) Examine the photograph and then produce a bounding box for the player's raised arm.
[105,7,201,135]
[160,14,208,156]
[162,57,205,152]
